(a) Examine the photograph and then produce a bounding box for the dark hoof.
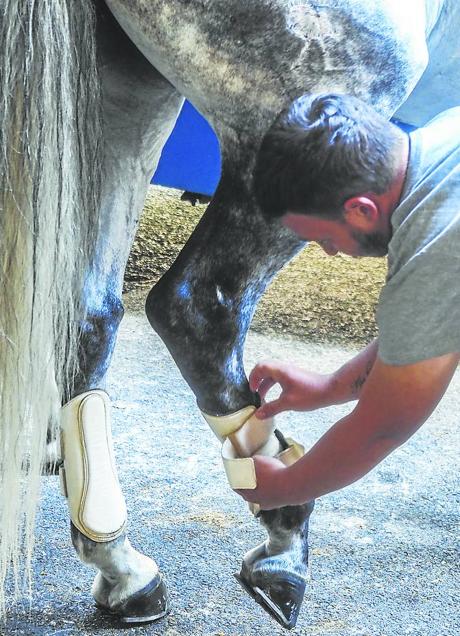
[235,569,306,630]
[97,575,170,624]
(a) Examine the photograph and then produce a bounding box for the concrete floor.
[5,306,460,636]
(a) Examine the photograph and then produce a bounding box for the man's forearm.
[242,353,459,511]
[328,339,378,404]
[285,407,412,505]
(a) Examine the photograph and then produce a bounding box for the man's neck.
[373,132,410,233]
[387,132,410,213]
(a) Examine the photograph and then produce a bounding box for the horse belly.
[104,0,429,133]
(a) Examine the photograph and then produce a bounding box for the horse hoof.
[97,574,170,624]
[235,566,306,629]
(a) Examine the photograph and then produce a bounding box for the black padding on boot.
[235,570,306,630]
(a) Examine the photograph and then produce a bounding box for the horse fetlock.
[89,546,159,607]
[60,390,127,542]
[72,526,167,621]
[242,528,309,580]
[93,571,170,624]
[241,548,308,591]
[90,544,168,623]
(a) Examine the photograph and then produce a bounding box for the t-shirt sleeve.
[377,252,460,365]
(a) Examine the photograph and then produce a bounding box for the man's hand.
[249,361,333,419]
[249,341,380,418]
[238,350,460,507]
[235,455,293,510]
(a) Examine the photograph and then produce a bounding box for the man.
[237,93,460,510]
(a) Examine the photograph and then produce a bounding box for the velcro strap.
[277,438,305,466]
[201,406,256,441]
[222,436,305,490]
[222,438,257,489]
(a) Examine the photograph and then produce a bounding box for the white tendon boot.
[202,406,313,629]
[60,390,169,623]
[202,406,304,512]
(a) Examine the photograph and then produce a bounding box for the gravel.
[5,301,459,636]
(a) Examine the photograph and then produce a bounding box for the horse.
[1,0,459,629]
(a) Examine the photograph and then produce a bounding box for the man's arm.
[250,339,378,418]
[329,338,379,402]
[239,350,459,509]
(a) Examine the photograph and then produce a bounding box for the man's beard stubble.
[352,228,390,257]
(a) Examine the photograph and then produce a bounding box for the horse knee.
[145,275,178,339]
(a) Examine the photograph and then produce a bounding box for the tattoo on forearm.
[351,360,374,396]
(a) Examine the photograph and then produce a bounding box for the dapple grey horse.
[1,0,458,629]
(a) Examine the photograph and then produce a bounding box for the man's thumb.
[256,398,284,419]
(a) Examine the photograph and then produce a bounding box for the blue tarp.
[152,101,416,197]
[152,101,221,196]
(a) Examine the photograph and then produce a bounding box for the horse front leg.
[202,404,315,628]
[57,5,183,622]
[239,503,315,628]
[146,150,313,628]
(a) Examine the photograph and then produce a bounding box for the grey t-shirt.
[377,108,460,365]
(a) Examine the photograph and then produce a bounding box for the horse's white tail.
[0,1,102,610]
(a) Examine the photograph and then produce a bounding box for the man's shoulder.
[423,107,460,133]
[402,106,460,201]
[413,107,460,160]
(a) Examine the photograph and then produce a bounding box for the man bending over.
[237,94,460,510]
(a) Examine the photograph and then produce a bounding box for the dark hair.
[253,93,404,219]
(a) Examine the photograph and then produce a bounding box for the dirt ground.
[125,186,387,345]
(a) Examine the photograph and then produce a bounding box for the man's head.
[253,93,408,257]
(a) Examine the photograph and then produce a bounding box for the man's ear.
[343,196,379,231]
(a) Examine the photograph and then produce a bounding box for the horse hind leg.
[58,4,183,622]
[60,390,168,622]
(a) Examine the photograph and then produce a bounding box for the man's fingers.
[249,362,277,389]
[249,362,288,416]
[249,364,270,391]
[257,377,276,399]
[249,362,282,391]
[256,397,285,419]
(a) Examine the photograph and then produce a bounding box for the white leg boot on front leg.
[202,407,313,629]
[60,390,169,623]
